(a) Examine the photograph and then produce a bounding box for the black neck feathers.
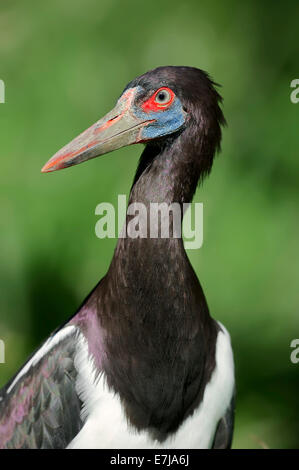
[98,133,220,438]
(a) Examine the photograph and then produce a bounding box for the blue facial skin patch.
[132,87,186,141]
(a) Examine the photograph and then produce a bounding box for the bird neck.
[106,137,210,321]
[130,136,201,206]
[96,141,218,435]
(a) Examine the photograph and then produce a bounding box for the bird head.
[42,66,224,174]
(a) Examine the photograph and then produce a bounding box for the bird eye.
[141,87,174,112]
[155,89,172,105]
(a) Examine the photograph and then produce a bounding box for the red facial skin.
[141,87,175,113]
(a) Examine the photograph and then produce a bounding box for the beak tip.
[41,157,63,173]
[41,163,51,173]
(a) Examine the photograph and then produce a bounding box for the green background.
[0,0,298,448]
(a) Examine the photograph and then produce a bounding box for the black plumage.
[0,66,234,449]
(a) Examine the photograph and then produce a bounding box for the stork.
[0,66,235,449]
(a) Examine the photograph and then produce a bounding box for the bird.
[0,66,235,449]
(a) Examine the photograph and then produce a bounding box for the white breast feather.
[68,322,234,449]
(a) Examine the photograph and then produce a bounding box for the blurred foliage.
[0,0,298,449]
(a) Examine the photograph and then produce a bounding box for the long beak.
[41,88,153,173]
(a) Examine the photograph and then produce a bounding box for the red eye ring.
[141,87,175,113]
